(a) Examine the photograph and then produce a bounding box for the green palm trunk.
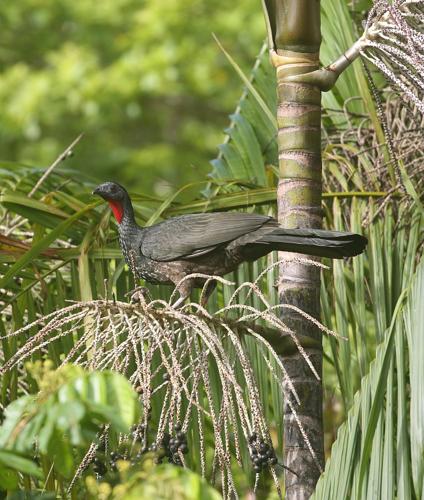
[264,1,324,497]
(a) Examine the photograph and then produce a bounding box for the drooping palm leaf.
[313,253,424,500]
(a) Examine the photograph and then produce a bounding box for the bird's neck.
[109,196,137,228]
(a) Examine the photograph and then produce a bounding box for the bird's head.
[93,182,130,224]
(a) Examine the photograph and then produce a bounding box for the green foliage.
[0,450,43,490]
[313,256,424,500]
[0,0,265,196]
[1,1,424,498]
[209,0,383,187]
[0,364,139,479]
[85,456,222,500]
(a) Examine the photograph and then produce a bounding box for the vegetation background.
[0,0,264,197]
[0,0,423,498]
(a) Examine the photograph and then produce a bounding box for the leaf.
[404,258,424,498]
[209,44,276,183]
[0,450,43,478]
[0,466,18,490]
[47,427,74,478]
[0,396,34,448]
[356,289,406,494]
[0,201,99,289]
[145,181,208,226]
[0,192,69,219]
[86,371,107,405]
[213,35,277,131]
[314,256,424,499]
[227,114,266,186]
[398,159,424,216]
[103,371,140,430]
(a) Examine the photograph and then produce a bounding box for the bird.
[93,182,367,307]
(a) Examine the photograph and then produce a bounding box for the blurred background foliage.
[1,0,424,497]
[0,0,265,197]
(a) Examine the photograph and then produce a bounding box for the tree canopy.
[0,0,264,196]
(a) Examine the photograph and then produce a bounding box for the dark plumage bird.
[93,182,367,307]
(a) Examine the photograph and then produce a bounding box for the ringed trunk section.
[272,1,324,498]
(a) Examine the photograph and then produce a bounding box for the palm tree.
[1,1,423,498]
[259,0,424,497]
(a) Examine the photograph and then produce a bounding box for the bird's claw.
[127,286,150,304]
[171,296,187,309]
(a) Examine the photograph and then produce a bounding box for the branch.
[277,2,419,91]
[28,134,84,198]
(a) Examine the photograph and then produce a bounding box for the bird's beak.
[92,186,101,196]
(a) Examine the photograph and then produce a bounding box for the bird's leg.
[172,279,193,309]
[172,293,190,309]
[127,286,150,304]
[200,280,217,308]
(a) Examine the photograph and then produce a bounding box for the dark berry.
[136,386,143,394]
[174,423,182,432]
[253,457,262,466]
[269,457,278,466]
[162,433,171,444]
[250,447,258,456]
[259,442,269,453]
[253,465,262,473]
[93,460,107,475]
[249,432,257,443]
[163,373,170,381]
[176,431,185,441]
[149,443,157,452]
[179,443,188,454]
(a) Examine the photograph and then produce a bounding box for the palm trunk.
[264,1,324,497]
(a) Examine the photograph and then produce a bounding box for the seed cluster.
[155,424,188,466]
[132,423,146,441]
[248,433,278,473]
[109,451,125,471]
[92,457,107,477]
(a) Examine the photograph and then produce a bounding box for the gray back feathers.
[141,213,274,261]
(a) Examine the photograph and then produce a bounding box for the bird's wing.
[141,212,274,261]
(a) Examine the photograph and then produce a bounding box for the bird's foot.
[171,295,188,309]
[199,280,217,308]
[172,297,186,309]
[127,286,150,305]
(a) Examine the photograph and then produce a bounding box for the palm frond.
[313,254,424,499]
[0,268,341,498]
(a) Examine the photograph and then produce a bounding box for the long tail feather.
[257,228,367,259]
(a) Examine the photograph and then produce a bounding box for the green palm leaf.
[313,255,424,499]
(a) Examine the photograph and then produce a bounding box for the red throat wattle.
[108,200,124,223]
